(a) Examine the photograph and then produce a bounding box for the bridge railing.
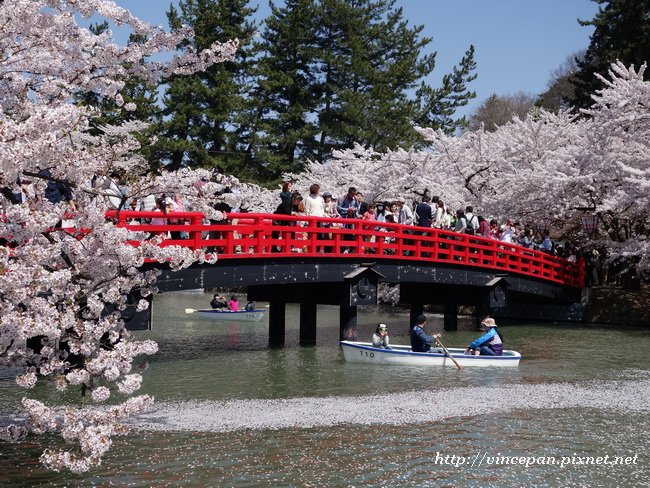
[106,210,585,288]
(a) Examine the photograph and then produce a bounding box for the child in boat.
[228,296,240,312]
[465,317,503,356]
[372,323,392,349]
[210,294,227,310]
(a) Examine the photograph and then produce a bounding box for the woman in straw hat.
[465,317,504,356]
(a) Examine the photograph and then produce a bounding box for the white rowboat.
[340,341,521,367]
[194,309,266,322]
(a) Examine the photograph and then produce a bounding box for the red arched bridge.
[107,210,586,345]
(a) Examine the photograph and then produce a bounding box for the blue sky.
[116,0,599,116]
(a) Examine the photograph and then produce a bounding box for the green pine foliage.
[415,45,477,133]
[571,0,650,110]
[314,0,438,158]
[154,0,258,176]
[251,0,321,180]
[252,0,477,179]
[148,0,477,184]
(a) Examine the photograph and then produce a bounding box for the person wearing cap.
[410,314,441,353]
[465,317,504,356]
[372,323,392,349]
[395,197,414,226]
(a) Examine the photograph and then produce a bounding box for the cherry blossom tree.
[0,0,249,473]
[295,62,649,269]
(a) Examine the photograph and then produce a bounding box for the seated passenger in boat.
[410,314,441,353]
[210,293,227,310]
[465,317,503,356]
[372,323,392,349]
[228,296,240,312]
[245,300,255,311]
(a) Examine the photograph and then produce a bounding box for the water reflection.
[1,410,646,487]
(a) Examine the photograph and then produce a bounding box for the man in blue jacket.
[410,314,441,352]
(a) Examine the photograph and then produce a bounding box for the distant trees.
[468,92,537,131]
[570,0,650,109]
[536,51,585,112]
[151,0,477,182]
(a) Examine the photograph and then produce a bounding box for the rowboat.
[193,309,266,322]
[340,341,521,367]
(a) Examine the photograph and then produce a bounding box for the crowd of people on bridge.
[275,182,580,260]
[3,171,597,272]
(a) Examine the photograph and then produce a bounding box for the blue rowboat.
[340,341,521,367]
[194,309,266,322]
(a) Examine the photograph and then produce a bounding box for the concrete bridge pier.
[299,302,317,346]
[409,303,424,327]
[268,301,286,348]
[444,301,458,331]
[340,304,357,341]
[475,296,491,329]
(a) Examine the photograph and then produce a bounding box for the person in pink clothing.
[363,203,377,221]
[228,296,239,312]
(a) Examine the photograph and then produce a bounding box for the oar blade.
[184,308,196,314]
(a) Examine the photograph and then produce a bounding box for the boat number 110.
[361,351,375,358]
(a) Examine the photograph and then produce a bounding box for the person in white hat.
[465,317,504,356]
[394,196,413,226]
[372,323,392,349]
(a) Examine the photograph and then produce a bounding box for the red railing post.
[192,214,203,252]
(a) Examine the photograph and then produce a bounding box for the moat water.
[0,290,648,487]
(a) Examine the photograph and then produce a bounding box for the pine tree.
[254,0,477,173]
[571,0,650,109]
[415,45,477,133]
[252,0,321,180]
[314,0,440,159]
[155,0,257,175]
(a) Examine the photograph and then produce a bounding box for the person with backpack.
[464,206,479,235]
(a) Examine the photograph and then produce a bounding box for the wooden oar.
[435,337,463,370]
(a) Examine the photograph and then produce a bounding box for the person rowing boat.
[410,314,441,353]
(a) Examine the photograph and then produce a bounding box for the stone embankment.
[583,284,650,327]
